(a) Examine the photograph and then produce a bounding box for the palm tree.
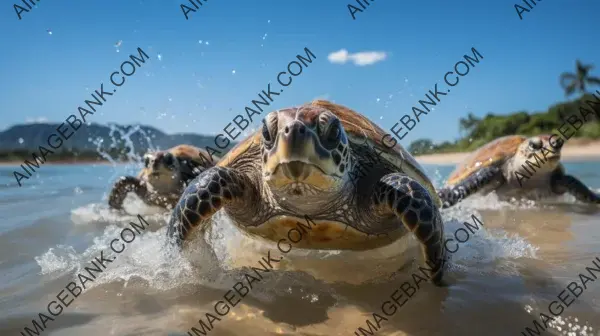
[560,60,600,96]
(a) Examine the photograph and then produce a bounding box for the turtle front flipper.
[372,173,447,285]
[437,166,504,208]
[166,166,259,246]
[551,173,600,204]
[108,176,148,210]
[177,152,220,185]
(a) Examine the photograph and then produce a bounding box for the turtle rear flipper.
[372,173,447,285]
[437,166,504,208]
[108,176,148,210]
[166,166,259,245]
[551,173,600,204]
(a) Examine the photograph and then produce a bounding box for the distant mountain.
[0,122,223,154]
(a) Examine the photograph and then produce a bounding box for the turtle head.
[142,146,211,192]
[514,134,563,173]
[261,105,351,198]
[141,150,183,192]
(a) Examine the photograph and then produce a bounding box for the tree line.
[409,60,600,155]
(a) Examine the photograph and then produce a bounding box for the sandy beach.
[415,139,600,165]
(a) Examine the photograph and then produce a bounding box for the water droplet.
[376,98,380,102]
[267,20,271,23]
[46,29,52,35]
[198,40,203,44]
[232,70,236,74]
[157,53,162,61]
[205,41,209,45]
[18,138,24,144]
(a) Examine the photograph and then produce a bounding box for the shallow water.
[1,161,600,336]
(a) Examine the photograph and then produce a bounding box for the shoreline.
[1,139,599,167]
[415,139,600,165]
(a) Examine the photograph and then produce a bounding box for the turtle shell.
[139,144,217,178]
[445,135,527,187]
[169,144,215,165]
[218,99,440,206]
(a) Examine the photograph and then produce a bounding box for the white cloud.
[25,117,48,123]
[327,49,388,66]
[328,49,350,64]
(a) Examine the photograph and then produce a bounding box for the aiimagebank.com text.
[352,214,485,336]
[19,215,150,336]
[12,47,150,188]
[386,47,484,143]
[519,256,600,336]
[198,47,316,162]
[186,215,321,336]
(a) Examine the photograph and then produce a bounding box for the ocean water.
[1,160,600,336]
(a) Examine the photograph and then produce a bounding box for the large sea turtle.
[437,134,600,208]
[166,100,447,284]
[108,145,219,211]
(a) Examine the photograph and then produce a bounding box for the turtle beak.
[279,161,311,181]
[284,161,305,179]
[269,121,319,179]
[279,121,310,159]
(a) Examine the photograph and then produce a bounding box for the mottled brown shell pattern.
[139,144,215,178]
[446,135,527,186]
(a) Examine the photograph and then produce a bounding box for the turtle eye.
[322,121,341,150]
[163,152,174,166]
[529,138,542,150]
[144,156,150,168]
[262,119,273,148]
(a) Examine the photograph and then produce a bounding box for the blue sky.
[1,0,599,146]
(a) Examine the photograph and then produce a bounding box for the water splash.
[90,123,160,192]
[41,205,538,294]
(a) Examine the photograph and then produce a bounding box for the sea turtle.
[166,100,447,284]
[108,145,219,211]
[437,134,600,208]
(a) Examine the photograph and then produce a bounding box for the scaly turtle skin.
[166,100,447,284]
[108,145,219,211]
[437,135,600,208]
